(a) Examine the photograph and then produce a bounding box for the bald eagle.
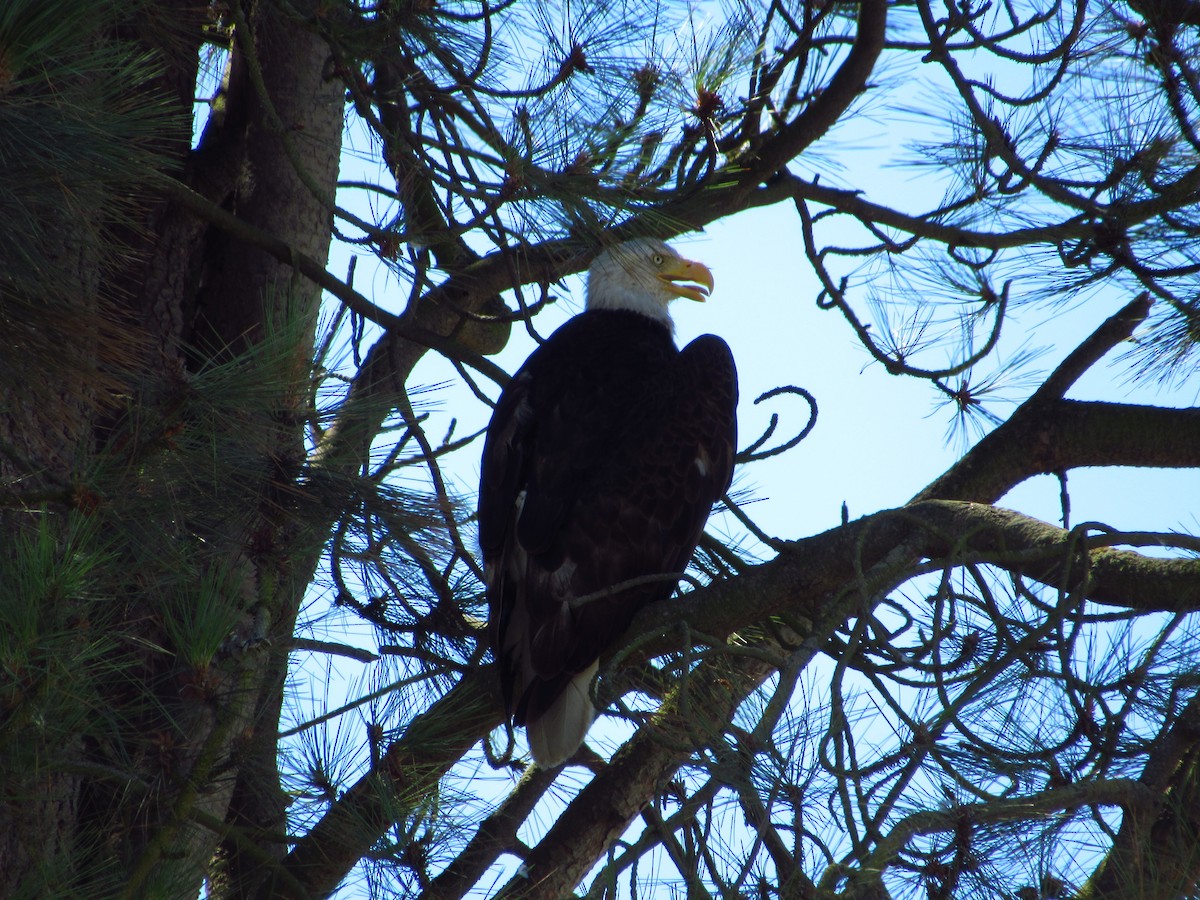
[478,238,738,768]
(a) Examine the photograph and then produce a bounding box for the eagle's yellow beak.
[658,256,714,302]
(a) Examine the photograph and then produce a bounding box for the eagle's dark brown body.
[478,307,737,766]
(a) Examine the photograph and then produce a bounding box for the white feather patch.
[526,660,599,768]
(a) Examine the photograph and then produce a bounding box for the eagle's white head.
[585,238,715,332]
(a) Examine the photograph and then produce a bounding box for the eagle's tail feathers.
[526,661,598,768]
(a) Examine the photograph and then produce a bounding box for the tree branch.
[261,670,502,900]
[493,639,788,898]
[420,762,559,900]
[1082,691,1200,900]
[915,399,1200,504]
[845,779,1157,898]
[627,500,1200,654]
[158,176,511,388]
[732,0,888,190]
[1031,293,1152,402]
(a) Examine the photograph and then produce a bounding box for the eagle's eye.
[652,253,665,266]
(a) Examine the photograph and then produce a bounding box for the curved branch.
[628,501,1200,651]
[737,385,818,463]
[1031,294,1152,402]
[844,779,1156,897]
[732,0,888,189]
[916,401,1200,505]
[784,171,1091,250]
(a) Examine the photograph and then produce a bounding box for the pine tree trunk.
[0,1,343,894]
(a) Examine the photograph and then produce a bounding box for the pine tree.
[1,0,1199,897]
